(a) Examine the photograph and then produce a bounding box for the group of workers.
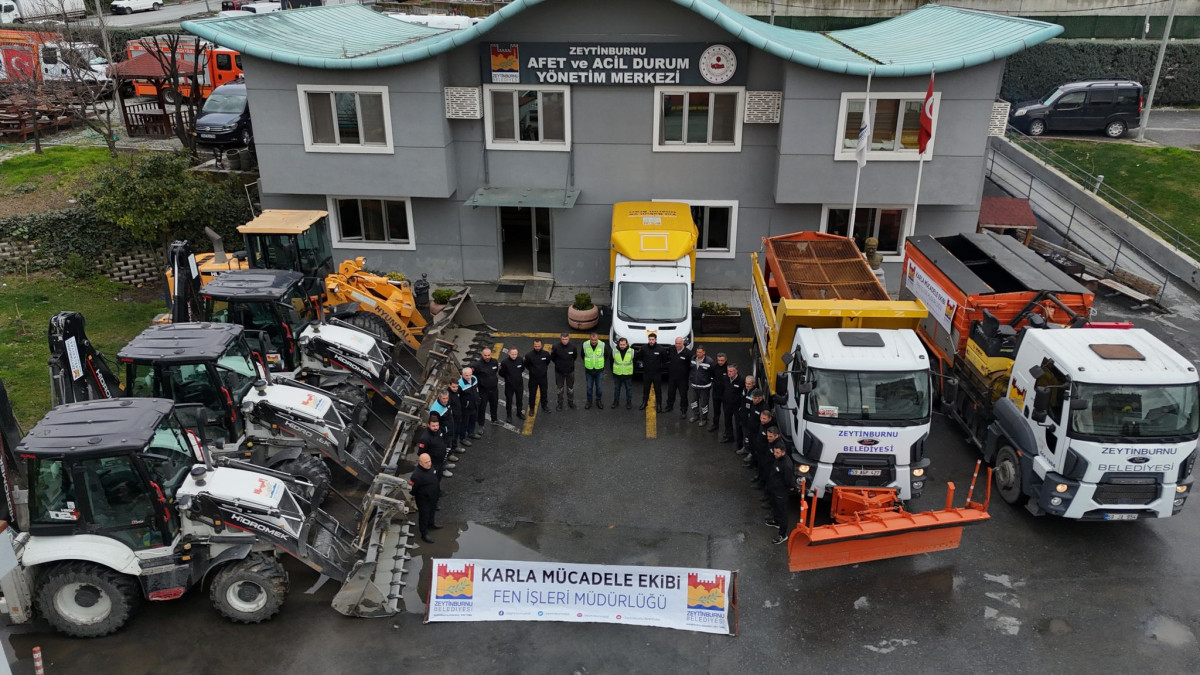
[411,331,796,546]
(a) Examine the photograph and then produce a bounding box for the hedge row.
[0,208,146,272]
[1002,40,1200,107]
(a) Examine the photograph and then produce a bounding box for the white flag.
[856,95,871,168]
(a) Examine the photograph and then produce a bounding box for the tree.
[47,0,122,157]
[76,151,252,251]
[0,35,52,154]
[137,34,208,155]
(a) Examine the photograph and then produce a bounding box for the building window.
[822,206,909,259]
[328,197,415,250]
[653,87,743,152]
[297,85,392,154]
[483,85,571,151]
[652,199,738,259]
[835,91,938,162]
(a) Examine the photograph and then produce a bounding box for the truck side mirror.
[781,352,794,366]
[1028,365,1046,380]
[774,372,789,397]
[1031,386,1051,423]
[1070,397,1089,412]
[942,378,959,408]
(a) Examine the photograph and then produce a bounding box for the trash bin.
[413,272,430,309]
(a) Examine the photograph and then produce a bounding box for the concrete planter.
[568,305,600,330]
[700,311,741,334]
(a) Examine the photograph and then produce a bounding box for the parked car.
[1009,79,1143,138]
[193,82,252,147]
[110,0,161,15]
[240,1,280,12]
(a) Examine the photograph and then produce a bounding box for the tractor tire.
[349,311,395,343]
[993,445,1029,507]
[209,553,288,624]
[277,453,332,505]
[326,382,368,425]
[36,562,140,638]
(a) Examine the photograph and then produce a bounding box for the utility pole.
[769,0,776,26]
[94,0,111,62]
[1136,0,1178,142]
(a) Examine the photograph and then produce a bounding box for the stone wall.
[0,238,163,287]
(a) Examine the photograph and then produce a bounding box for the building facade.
[185,0,1061,292]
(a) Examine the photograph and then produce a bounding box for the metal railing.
[1005,128,1200,262]
[986,134,1173,302]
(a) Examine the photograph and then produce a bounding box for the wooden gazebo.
[108,53,197,138]
[977,196,1038,247]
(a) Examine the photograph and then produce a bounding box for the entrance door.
[499,207,552,278]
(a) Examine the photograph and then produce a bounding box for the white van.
[240,2,280,12]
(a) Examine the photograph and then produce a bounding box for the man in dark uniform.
[687,345,716,426]
[446,379,470,447]
[523,339,552,414]
[664,337,691,416]
[409,452,441,544]
[748,408,775,488]
[736,378,761,453]
[638,333,668,412]
[709,353,728,433]
[499,346,526,423]
[471,347,500,426]
[763,430,795,545]
[458,367,481,440]
[718,363,741,443]
[550,333,578,411]
[418,414,452,478]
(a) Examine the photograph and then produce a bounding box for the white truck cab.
[780,328,932,500]
[608,202,696,356]
[110,0,160,15]
[995,328,1199,520]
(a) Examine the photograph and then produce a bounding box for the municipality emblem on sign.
[435,563,475,600]
[698,45,736,84]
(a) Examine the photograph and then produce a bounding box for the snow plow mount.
[788,462,992,572]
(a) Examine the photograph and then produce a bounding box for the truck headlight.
[1177,485,1189,493]
[912,468,925,477]
[1055,483,1069,493]
[797,464,811,474]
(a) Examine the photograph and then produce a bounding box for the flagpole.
[850,67,873,237]
[911,67,935,251]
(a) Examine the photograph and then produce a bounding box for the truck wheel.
[209,554,288,624]
[993,445,1029,506]
[278,453,331,505]
[36,562,140,638]
[348,311,394,343]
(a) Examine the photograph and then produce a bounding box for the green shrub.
[431,288,454,304]
[699,301,736,315]
[60,253,95,280]
[1003,40,1200,107]
[572,293,594,310]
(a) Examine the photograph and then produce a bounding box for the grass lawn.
[1,146,114,189]
[0,275,163,430]
[1034,140,1200,245]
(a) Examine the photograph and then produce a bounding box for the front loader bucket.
[415,287,493,374]
[787,466,992,572]
[330,475,415,617]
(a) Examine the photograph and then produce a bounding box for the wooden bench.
[1097,277,1153,308]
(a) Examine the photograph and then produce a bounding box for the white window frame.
[653,198,739,260]
[833,91,940,162]
[326,195,416,251]
[819,204,912,262]
[652,86,744,153]
[297,84,393,154]
[482,84,572,152]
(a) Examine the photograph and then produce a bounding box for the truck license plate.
[848,469,882,477]
[1105,513,1138,521]
[200,133,216,139]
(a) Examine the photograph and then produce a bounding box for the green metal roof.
[182,1,1062,77]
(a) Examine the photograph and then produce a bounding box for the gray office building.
[184,0,1061,292]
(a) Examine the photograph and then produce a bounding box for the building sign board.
[482,42,748,86]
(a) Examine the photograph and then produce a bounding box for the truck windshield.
[616,282,689,323]
[216,340,259,402]
[145,416,196,500]
[1070,382,1200,441]
[806,368,930,422]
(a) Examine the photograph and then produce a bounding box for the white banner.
[425,559,736,635]
[904,259,958,332]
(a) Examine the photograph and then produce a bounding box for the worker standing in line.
[763,429,794,546]
[735,376,759,452]
[664,337,691,416]
[458,367,482,440]
[638,333,668,412]
[429,389,462,462]
[410,453,441,544]
[551,333,578,411]
[709,353,728,434]
[748,408,774,488]
[687,345,716,426]
[472,347,501,426]
[582,332,607,410]
[610,337,634,410]
[718,364,742,444]
[446,379,471,447]
[500,346,526,423]
[524,339,552,415]
[418,414,452,478]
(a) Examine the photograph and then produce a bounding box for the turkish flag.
[918,72,935,155]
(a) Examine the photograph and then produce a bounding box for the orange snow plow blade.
[788,464,992,572]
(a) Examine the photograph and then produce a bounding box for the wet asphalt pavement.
[4,292,1200,674]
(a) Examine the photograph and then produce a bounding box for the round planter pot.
[429,301,448,317]
[568,305,600,330]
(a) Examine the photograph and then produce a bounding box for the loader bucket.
[415,287,494,374]
[787,466,992,572]
[330,475,415,617]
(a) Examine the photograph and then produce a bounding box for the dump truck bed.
[763,232,891,302]
[901,232,1094,366]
